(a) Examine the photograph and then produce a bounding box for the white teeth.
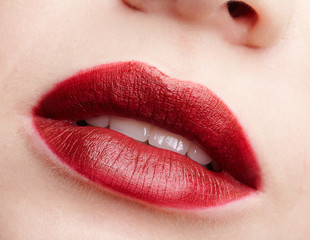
[110,116,151,142]
[86,115,110,128]
[148,127,190,155]
[84,115,216,168]
[187,143,212,166]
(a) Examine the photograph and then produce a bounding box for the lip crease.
[32,61,261,209]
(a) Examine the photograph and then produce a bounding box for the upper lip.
[32,61,261,209]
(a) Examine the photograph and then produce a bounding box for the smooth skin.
[0,0,310,239]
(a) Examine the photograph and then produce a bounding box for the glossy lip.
[32,61,261,209]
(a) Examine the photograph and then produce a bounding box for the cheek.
[251,69,310,233]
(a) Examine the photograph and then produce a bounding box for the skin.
[0,0,310,239]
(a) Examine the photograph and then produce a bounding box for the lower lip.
[33,117,252,208]
[33,61,260,209]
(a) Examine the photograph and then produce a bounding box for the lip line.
[32,60,261,208]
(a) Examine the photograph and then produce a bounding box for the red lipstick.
[33,61,261,209]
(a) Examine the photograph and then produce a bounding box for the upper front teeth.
[148,127,190,155]
[86,115,110,128]
[85,115,213,166]
[110,116,151,142]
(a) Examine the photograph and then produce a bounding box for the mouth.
[32,61,261,209]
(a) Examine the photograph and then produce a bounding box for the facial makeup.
[33,61,261,208]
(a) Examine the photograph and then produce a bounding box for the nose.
[123,0,291,47]
[123,0,224,17]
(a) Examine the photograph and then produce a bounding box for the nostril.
[227,1,257,20]
[224,0,291,47]
[214,1,259,46]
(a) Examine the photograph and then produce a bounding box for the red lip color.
[33,61,261,209]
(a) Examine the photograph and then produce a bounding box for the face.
[1,0,310,239]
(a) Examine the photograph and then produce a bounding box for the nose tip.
[244,0,292,47]
[122,0,169,12]
[173,0,226,21]
[123,0,225,17]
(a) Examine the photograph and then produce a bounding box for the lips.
[32,61,261,209]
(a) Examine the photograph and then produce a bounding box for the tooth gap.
[206,162,213,171]
[76,120,88,126]
[210,162,223,172]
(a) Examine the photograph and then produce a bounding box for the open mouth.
[32,61,261,209]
